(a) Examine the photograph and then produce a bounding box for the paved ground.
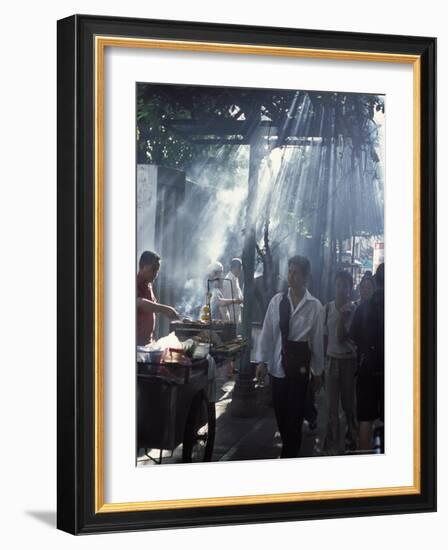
[137,364,332,467]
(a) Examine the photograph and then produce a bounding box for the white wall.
[137,164,158,260]
[0,1,444,547]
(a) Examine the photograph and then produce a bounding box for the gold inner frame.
[94,36,421,513]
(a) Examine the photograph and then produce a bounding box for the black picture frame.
[57,14,436,534]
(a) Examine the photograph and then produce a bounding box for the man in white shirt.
[256,255,324,458]
[223,258,244,324]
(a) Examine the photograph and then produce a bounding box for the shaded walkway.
[137,365,329,466]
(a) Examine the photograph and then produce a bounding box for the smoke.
[170,146,249,317]
[138,92,385,314]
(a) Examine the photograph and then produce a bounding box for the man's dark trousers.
[271,372,309,458]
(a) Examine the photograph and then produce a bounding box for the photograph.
[0,0,443,544]
[135,82,386,465]
[55,13,436,533]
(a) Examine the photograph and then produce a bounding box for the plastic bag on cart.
[137,332,183,363]
[152,332,183,350]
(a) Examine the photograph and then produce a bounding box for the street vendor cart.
[137,355,216,463]
[137,319,247,465]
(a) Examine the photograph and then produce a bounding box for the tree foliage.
[137,84,384,171]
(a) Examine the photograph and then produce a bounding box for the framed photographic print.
[57,14,436,534]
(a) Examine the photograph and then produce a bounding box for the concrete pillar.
[231,128,265,418]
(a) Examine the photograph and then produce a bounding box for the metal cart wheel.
[182,392,216,463]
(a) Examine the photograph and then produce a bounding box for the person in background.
[222,257,244,377]
[323,271,358,454]
[356,275,376,306]
[350,263,385,451]
[255,255,324,458]
[207,261,243,321]
[223,258,244,324]
[136,251,179,346]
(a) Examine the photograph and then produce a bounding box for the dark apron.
[282,340,311,379]
[279,292,311,379]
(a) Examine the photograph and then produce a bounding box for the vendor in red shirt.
[136,250,179,345]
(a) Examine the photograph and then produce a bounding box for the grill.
[169,320,237,344]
